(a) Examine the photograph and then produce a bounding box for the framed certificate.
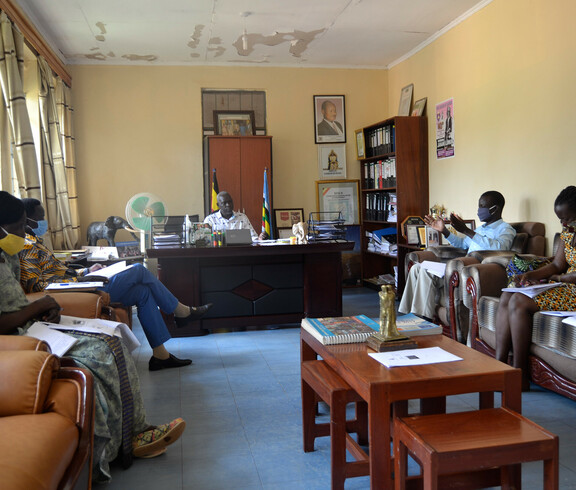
[316,179,360,225]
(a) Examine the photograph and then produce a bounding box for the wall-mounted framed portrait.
[313,95,346,144]
[316,179,360,225]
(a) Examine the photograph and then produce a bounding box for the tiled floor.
[100,288,576,489]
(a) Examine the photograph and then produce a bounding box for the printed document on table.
[86,260,134,279]
[369,346,463,368]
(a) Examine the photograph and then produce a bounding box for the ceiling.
[16,0,490,69]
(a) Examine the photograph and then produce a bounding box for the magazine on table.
[301,315,378,345]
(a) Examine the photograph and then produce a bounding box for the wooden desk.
[300,331,522,489]
[147,241,353,337]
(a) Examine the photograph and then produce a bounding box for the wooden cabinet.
[357,116,428,293]
[203,136,273,228]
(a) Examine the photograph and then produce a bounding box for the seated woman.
[0,191,185,483]
[495,185,576,389]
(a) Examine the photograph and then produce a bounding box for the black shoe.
[174,303,213,327]
[149,354,193,371]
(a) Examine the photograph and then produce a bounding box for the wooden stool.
[394,407,559,490]
[301,360,370,490]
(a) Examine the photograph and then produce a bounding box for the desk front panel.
[149,243,352,336]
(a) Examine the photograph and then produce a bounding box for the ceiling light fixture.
[240,11,251,51]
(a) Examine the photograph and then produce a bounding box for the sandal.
[133,418,186,458]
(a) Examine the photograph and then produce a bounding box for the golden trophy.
[367,285,418,352]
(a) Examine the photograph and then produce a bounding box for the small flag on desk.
[211,169,219,213]
[262,168,272,239]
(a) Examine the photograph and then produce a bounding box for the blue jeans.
[100,264,177,348]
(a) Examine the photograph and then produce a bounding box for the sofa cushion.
[0,412,78,490]
[0,351,58,416]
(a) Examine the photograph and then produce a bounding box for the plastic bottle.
[184,214,191,245]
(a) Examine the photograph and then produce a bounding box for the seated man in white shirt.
[203,191,268,241]
[399,190,516,319]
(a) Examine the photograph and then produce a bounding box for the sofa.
[404,221,547,344]
[462,234,576,401]
[0,335,94,490]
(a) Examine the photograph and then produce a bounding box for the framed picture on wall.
[355,129,365,159]
[318,144,346,179]
[316,179,360,225]
[398,84,414,116]
[313,95,346,144]
[213,110,255,136]
[274,208,304,228]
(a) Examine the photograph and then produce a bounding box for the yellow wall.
[387,0,576,252]
[70,65,387,243]
[71,0,576,250]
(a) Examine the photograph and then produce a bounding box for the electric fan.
[125,192,168,232]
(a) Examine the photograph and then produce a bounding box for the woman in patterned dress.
[0,191,185,482]
[496,186,576,389]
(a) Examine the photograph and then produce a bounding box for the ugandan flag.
[261,168,272,238]
[210,169,219,213]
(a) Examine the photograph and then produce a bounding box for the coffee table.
[300,330,522,489]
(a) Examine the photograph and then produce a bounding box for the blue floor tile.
[99,288,576,489]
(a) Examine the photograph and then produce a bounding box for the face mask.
[477,205,496,222]
[0,227,25,255]
[34,219,48,237]
[562,221,576,233]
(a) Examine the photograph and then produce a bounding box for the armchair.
[26,290,133,327]
[462,234,576,401]
[404,222,546,344]
[0,338,94,489]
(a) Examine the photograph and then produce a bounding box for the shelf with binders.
[355,116,428,294]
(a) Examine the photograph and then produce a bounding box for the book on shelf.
[396,313,442,336]
[301,315,378,345]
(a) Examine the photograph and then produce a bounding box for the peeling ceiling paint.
[16,0,492,68]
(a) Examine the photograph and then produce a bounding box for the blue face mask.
[477,205,497,222]
[34,219,48,236]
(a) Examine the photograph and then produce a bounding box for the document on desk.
[369,346,463,368]
[86,260,134,279]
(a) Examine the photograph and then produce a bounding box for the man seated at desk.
[204,191,268,240]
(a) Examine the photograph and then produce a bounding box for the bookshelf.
[357,116,428,294]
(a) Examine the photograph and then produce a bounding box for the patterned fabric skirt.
[534,283,576,311]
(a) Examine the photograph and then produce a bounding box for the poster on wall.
[436,98,454,159]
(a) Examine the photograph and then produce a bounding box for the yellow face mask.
[0,227,25,255]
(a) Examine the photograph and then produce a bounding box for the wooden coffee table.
[300,330,522,489]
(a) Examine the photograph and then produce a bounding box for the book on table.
[396,313,442,336]
[301,313,442,345]
[301,315,379,345]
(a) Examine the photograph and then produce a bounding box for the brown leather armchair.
[26,290,132,327]
[0,337,94,489]
[404,222,546,343]
[462,234,576,400]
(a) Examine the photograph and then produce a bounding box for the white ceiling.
[16,0,490,68]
